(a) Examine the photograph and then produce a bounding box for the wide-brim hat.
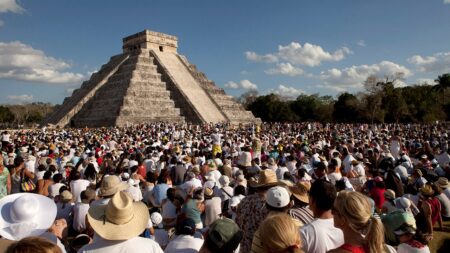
[0,193,57,240]
[436,177,450,188]
[98,175,129,197]
[289,183,309,204]
[249,169,278,188]
[420,184,434,197]
[384,189,396,200]
[88,191,149,240]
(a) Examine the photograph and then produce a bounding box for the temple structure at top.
[45,30,259,127]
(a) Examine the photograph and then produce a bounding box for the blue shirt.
[152,183,170,206]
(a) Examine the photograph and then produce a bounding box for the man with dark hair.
[164,218,204,253]
[300,179,344,253]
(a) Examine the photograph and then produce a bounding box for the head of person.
[98,175,128,198]
[265,186,292,212]
[200,218,243,253]
[393,212,422,244]
[332,191,385,253]
[176,218,196,236]
[6,236,62,253]
[13,156,24,168]
[314,162,327,178]
[0,193,57,241]
[309,179,336,216]
[259,213,301,253]
[87,191,149,240]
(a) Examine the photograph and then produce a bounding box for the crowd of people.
[0,122,448,253]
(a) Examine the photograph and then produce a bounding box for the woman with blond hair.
[329,191,385,253]
[259,213,302,253]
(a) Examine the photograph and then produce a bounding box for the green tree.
[0,106,15,123]
[332,93,361,122]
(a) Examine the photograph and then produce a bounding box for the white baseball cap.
[266,186,291,208]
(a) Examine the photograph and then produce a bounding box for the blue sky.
[1,0,450,104]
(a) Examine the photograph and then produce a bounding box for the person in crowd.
[91,175,128,207]
[236,169,278,253]
[369,176,386,213]
[79,191,163,253]
[259,213,302,253]
[198,218,243,253]
[394,212,430,253]
[329,191,386,253]
[182,187,205,229]
[288,183,314,227]
[10,156,34,194]
[73,189,96,234]
[204,187,222,227]
[69,171,91,203]
[37,170,53,196]
[164,218,204,253]
[0,156,11,199]
[6,236,63,253]
[300,179,344,253]
[416,184,443,241]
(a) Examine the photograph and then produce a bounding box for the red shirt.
[370,187,385,210]
[137,165,146,179]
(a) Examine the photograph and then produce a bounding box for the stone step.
[120,107,181,117]
[122,97,176,107]
[126,89,171,98]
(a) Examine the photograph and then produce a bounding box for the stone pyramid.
[45,30,259,127]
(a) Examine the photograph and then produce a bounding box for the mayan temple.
[45,30,259,127]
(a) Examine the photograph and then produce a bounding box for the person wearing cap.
[164,218,204,253]
[79,191,163,253]
[236,169,278,253]
[251,186,293,253]
[199,218,243,253]
[394,212,430,253]
[288,183,314,227]
[150,212,169,249]
[300,179,343,253]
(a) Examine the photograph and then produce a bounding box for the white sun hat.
[0,193,57,240]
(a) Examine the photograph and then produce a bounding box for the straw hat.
[60,190,73,202]
[249,170,278,188]
[98,175,129,197]
[289,183,309,204]
[436,177,450,189]
[0,193,57,240]
[420,184,434,197]
[87,191,149,240]
[384,189,396,200]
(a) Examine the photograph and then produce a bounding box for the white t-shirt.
[397,242,430,253]
[73,202,90,232]
[79,235,164,253]
[204,197,222,227]
[164,235,204,253]
[70,179,91,203]
[125,185,143,202]
[300,218,344,253]
[49,182,65,198]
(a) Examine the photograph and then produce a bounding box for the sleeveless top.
[425,197,441,225]
[182,199,202,225]
[339,243,366,253]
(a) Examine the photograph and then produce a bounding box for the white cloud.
[7,94,33,104]
[265,63,304,76]
[319,60,412,90]
[444,0,450,4]
[357,40,366,47]
[244,51,278,63]
[407,52,450,73]
[0,0,24,13]
[0,41,85,84]
[246,42,352,67]
[224,79,258,90]
[268,85,306,99]
[415,78,437,85]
